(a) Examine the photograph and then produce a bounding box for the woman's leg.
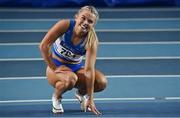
[46,65,78,113]
[46,66,78,99]
[74,68,107,112]
[74,68,107,95]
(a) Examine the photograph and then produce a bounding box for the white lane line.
[96,57,180,60]
[1,18,180,21]
[0,76,46,80]
[0,58,43,61]
[1,97,180,104]
[91,8,180,12]
[100,41,180,45]
[0,30,48,32]
[0,8,180,12]
[0,29,180,32]
[1,41,180,46]
[165,97,180,100]
[100,18,180,21]
[0,97,156,104]
[0,56,180,62]
[0,75,180,80]
[106,75,180,78]
[0,43,40,45]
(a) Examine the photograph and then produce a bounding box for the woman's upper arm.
[40,19,70,46]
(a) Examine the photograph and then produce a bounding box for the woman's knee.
[59,72,78,90]
[94,71,108,92]
[66,72,78,90]
[55,80,65,90]
[101,76,108,90]
[96,76,107,92]
[55,77,73,91]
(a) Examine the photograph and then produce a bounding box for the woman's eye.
[81,17,85,20]
[88,20,93,24]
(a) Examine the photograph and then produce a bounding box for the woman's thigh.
[46,66,78,88]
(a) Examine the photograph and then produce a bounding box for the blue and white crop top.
[52,20,86,63]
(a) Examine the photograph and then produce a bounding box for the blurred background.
[0,0,180,8]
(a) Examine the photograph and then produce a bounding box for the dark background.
[0,0,179,8]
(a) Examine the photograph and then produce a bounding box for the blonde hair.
[85,28,98,49]
[77,6,99,49]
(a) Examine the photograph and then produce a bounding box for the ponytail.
[85,28,98,49]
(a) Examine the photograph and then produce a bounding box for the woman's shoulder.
[57,19,76,29]
[57,19,71,25]
[52,19,71,32]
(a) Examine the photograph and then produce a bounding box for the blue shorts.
[52,58,84,72]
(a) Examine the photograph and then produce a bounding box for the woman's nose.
[83,20,89,25]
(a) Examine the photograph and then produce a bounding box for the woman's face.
[75,10,97,36]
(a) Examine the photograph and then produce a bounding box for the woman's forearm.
[39,43,56,70]
[85,69,95,100]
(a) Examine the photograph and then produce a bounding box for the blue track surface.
[1,20,180,30]
[1,31,180,43]
[0,7,180,117]
[0,101,180,117]
[1,8,180,19]
[1,44,180,58]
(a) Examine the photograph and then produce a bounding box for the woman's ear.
[75,14,78,19]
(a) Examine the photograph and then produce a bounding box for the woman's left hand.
[87,99,101,115]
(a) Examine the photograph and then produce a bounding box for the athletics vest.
[52,20,86,63]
